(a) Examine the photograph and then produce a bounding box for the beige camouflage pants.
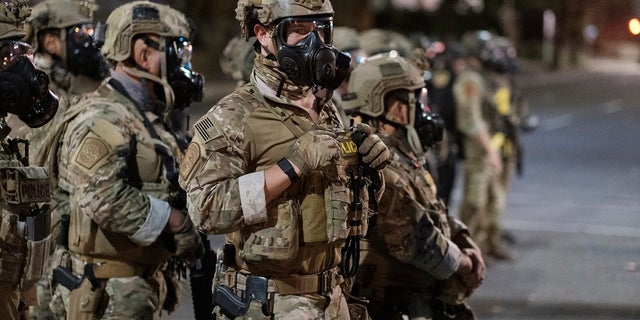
[66,271,167,320]
[459,162,506,253]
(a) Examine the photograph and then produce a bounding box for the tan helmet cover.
[333,26,359,52]
[342,55,424,121]
[359,28,414,58]
[220,35,256,83]
[25,0,95,51]
[102,0,192,62]
[0,0,31,40]
[235,0,333,40]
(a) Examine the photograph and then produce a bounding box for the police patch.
[75,137,109,170]
[179,142,200,181]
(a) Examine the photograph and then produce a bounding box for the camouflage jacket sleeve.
[377,165,462,280]
[453,70,488,137]
[178,99,248,234]
[60,103,169,246]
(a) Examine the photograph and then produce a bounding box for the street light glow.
[629,18,640,35]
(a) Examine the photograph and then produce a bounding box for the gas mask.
[274,16,350,91]
[123,35,203,116]
[0,41,58,128]
[65,23,110,80]
[413,88,444,149]
[166,37,204,110]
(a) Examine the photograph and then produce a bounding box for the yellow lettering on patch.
[339,140,358,154]
[75,137,109,170]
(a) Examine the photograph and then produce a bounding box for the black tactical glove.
[287,129,341,175]
[351,123,391,170]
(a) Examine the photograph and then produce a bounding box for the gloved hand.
[172,216,204,261]
[351,123,391,170]
[287,129,341,176]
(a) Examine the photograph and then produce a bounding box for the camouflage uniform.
[180,1,389,318]
[5,2,108,318]
[342,55,475,319]
[0,1,59,319]
[453,31,510,258]
[50,2,203,319]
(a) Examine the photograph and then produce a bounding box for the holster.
[67,277,107,320]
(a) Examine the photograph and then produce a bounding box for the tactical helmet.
[25,0,94,51]
[333,26,359,52]
[359,28,414,58]
[219,35,256,83]
[0,0,31,40]
[341,55,424,124]
[235,0,334,40]
[102,0,193,62]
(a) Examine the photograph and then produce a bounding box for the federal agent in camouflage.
[0,1,60,319]
[50,1,204,319]
[5,1,110,318]
[179,0,390,318]
[341,55,485,319]
[454,30,514,261]
[8,0,108,167]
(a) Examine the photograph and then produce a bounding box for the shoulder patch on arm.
[73,118,126,173]
[75,137,109,170]
[193,116,221,143]
[179,141,201,183]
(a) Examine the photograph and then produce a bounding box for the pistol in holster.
[213,275,270,319]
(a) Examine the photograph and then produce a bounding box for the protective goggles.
[274,16,333,46]
[168,36,193,70]
[67,23,97,48]
[0,41,33,71]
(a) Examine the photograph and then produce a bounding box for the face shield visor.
[413,87,444,149]
[166,36,204,110]
[66,23,110,80]
[273,16,350,91]
[0,41,58,128]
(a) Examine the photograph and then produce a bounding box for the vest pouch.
[20,235,52,289]
[325,136,372,242]
[240,198,299,262]
[325,184,350,242]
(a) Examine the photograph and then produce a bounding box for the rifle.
[190,232,216,320]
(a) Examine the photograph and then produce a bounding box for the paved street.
[167,58,640,319]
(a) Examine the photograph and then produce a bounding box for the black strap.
[108,79,180,187]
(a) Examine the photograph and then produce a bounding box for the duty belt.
[71,253,161,278]
[223,268,344,296]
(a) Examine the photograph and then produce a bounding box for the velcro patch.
[179,142,201,182]
[75,137,110,170]
[193,117,221,143]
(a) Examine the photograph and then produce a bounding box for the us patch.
[75,137,109,170]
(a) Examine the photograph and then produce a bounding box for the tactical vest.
[360,139,449,291]
[0,143,52,289]
[50,81,176,266]
[227,84,373,275]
